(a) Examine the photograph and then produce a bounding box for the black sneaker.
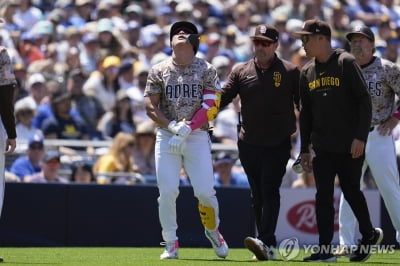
[303,252,337,262]
[349,228,384,262]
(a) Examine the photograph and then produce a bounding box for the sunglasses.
[301,35,310,44]
[252,40,274,47]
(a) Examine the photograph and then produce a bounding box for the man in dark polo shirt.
[220,24,300,261]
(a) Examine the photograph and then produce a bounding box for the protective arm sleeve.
[189,89,221,130]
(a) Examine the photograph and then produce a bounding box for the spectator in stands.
[96,18,125,57]
[118,61,135,90]
[96,89,136,139]
[132,120,156,176]
[41,89,89,152]
[126,63,150,124]
[14,96,42,149]
[212,95,240,144]
[93,132,139,184]
[83,55,121,112]
[70,160,95,183]
[79,32,100,75]
[24,150,68,183]
[0,0,21,35]
[213,151,249,187]
[9,134,44,180]
[13,0,43,32]
[24,72,47,106]
[66,68,104,140]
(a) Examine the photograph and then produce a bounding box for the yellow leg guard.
[198,204,216,230]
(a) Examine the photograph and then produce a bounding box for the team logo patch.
[259,25,267,34]
[273,72,281,87]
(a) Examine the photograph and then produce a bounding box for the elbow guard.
[189,90,221,130]
[202,91,221,121]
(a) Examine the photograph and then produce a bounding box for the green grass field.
[0,247,399,265]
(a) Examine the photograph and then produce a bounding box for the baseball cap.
[51,90,71,104]
[102,55,121,69]
[27,73,46,87]
[293,19,331,38]
[250,24,279,42]
[212,55,230,69]
[170,21,198,41]
[97,18,114,33]
[28,134,44,147]
[14,97,37,115]
[42,150,61,163]
[214,152,235,166]
[170,21,199,53]
[346,25,375,42]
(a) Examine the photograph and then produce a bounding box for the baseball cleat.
[160,240,179,259]
[244,237,276,260]
[205,228,229,258]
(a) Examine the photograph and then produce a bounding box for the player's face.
[252,38,278,60]
[300,34,318,57]
[171,30,192,48]
[349,35,374,59]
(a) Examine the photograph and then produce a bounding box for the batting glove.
[167,120,180,134]
[168,120,192,152]
[175,121,192,138]
[168,134,186,153]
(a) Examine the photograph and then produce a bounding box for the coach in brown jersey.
[220,24,300,260]
[293,19,383,262]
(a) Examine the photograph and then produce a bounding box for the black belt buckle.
[369,126,374,132]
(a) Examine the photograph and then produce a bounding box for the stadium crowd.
[2,0,400,186]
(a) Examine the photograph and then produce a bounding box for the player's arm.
[144,94,170,129]
[188,89,221,130]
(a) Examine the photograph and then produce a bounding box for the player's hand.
[168,134,185,153]
[350,139,365,158]
[175,121,191,138]
[168,120,180,134]
[5,139,16,156]
[168,120,192,137]
[300,153,313,172]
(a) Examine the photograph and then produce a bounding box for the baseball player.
[0,43,18,262]
[335,25,400,256]
[144,21,228,260]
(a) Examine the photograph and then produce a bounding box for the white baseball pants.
[155,128,220,242]
[0,120,6,217]
[338,127,400,245]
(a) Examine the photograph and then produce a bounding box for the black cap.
[293,19,331,38]
[170,21,199,53]
[250,24,279,42]
[346,25,375,42]
[170,21,198,41]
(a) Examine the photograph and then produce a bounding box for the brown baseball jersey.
[144,57,221,131]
